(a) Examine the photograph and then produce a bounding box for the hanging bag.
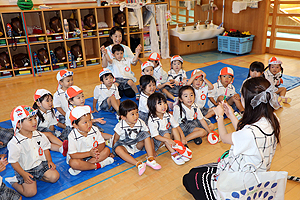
[216,125,288,200]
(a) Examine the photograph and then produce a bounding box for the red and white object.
[207,131,219,145]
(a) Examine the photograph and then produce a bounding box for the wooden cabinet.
[0,3,167,79]
[170,35,217,55]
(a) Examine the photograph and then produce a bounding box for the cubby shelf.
[0,3,167,79]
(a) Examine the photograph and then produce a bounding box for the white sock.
[59,146,63,154]
[99,157,114,168]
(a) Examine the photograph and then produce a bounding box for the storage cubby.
[80,9,97,31]
[0,2,168,79]
[9,46,32,76]
[30,44,51,73]
[0,47,13,78]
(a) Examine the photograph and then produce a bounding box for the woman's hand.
[222,101,235,119]
[213,103,224,117]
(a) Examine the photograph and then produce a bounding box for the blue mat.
[0,62,299,200]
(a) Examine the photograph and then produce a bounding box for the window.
[169,0,195,25]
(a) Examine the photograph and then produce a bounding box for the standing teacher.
[101,26,142,98]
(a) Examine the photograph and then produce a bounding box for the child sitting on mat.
[112,100,161,176]
[173,86,215,145]
[264,57,292,105]
[93,68,120,116]
[101,44,141,100]
[6,105,59,197]
[53,70,74,124]
[208,67,244,114]
[186,69,215,118]
[67,106,114,176]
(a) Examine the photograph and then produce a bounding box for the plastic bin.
[217,35,255,55]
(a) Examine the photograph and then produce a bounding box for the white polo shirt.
[193,82,209,108]
[94,84,120,111]
[67,126,105,163]
[37,110,58,128]
[108,58,136,81]
[173,103,204,124]
[8,131,51,170]
[208,80,236,108]
[53,88,68,115]
[114,118,149,141]
[153,65,168,84]
[138,92,149,113]
[264,70,282,87]
[148,113,179,138]
[167,69,187,82]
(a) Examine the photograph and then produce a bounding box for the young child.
[247,61,264,78]
[67,106,114,176]
[165,55,187,102]
[208,67,244,114]
[53,70,74,124]
[186,69,215,118]
[147,93,189,165]
[6,105,59,197]
[148,52,168,85]
[60,86,108,141]
[138,75,156,124]
[101,44,141,100]
[112,100,161,176]
[0,155,21,200]
[33,89,68,156]
[93,68,120,115]
[264,57,291,105]
[173,86,215,145]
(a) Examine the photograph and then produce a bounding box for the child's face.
[149,60,159,68]
[171,60,182,72]
[18,115,37,132]
[110,31,122,44]
[74,114,92,134]
[102,74,114,87]
[249,70,263,78]
[144,81,156,96]
[38,95,53,111]
[60,76,74,90]
[155,100,168,115]
[180,89,195,107]
[70,92,85,106]
[113,50,124,61]
[122,109,139,126]
[143,66,154,76]
[192,76,204,89]
[219,75,233,86]
[269,64,281,75]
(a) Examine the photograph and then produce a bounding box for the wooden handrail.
[267,25,300,30]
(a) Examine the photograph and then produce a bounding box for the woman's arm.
[213,104,233,145]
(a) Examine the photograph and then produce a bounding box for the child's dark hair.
[139,75,156,93]
[72,113,91,125]
[100,73,114,82]
[178,86,195,122]
[32,94,55,124]
[112,44,124,54]
[148,93,169,118]
[239,77,280,144]
[247,61,265,78]
[119,100,138,117]
[109,26,124,42]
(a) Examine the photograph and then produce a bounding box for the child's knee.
[47,170,60,183]
[69,159,81,169]
[208,124,215,132]
[23,187,37,197]
[127,80,134,85]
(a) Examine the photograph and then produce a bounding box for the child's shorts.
[100,97,115,113]
[138,111,149,125]
[0,182,21,200]
[153,129,171,151]
[115,78,132,90]
[15,161,49,184]
[200,107,209,117]
[57,114,66,124]
[180,118,211,136]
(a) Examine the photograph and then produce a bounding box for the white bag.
[216,170,288,200]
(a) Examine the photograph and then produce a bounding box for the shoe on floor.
[171,154,185,165]
[5,176,17,186]
[193,137,202,145]
[146,159,161,170]
[68,168,81,176]
[100,157,114,168]
[137,162,146,176]
[277,96,284,107]
[181,155,190,162]
[62,140,68,157]
[281,96,292,104]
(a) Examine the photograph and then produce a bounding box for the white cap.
[65,86,83,100]
[99,68,113,78]
[268,57,282,65]
[70,105,91,124]
[171,55,183,63]
[56,70,73,82]
[148,52,160,61]
[34,89,51,101]
[141,61,154,71]
[10,105,38,133]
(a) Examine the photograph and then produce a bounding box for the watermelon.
[17,0,34,10]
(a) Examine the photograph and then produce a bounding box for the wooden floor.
[1,53,300,199]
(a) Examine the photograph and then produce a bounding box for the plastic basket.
[217,35,255,55]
